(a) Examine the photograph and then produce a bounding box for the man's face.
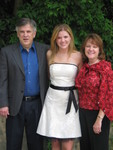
[17,24,36,50]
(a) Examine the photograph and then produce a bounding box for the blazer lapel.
[34,42,43,71]
[12,44,25,76]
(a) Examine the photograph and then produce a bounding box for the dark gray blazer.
[0,41,49,116]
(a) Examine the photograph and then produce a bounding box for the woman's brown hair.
[81,33,105,63]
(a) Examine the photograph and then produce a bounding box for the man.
[0,18,49,150]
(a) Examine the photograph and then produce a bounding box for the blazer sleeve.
[0,48,9,107]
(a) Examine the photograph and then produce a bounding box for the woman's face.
[56,30,71,50]
[85,39,100,62]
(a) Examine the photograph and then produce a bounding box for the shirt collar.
[19,42,35,52]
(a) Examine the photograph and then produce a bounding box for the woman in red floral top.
[75,33,113,150]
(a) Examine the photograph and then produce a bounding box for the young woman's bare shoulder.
[72,51,82,58]
[47,49,52,58]
[72,51,82,68]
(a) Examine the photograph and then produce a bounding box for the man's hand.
[0,107,9,118]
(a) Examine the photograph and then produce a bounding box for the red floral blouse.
[75,60,113,120]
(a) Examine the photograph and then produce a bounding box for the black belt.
[23,95,40,101]
[50,84,78,114]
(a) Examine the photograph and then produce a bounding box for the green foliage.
[0,0,113,65]
[47,140,51,150]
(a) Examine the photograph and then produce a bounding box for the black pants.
[6,98,43,150]
[79,108,110,150]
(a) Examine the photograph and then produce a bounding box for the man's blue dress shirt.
[20,42,40,96]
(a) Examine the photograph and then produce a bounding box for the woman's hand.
[93,116,103,134]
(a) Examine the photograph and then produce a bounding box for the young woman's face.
[85,39,100,62]
[56,30,71,50]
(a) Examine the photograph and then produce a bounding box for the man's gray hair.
[15,18,37,32]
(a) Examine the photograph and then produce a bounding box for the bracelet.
[97,115,103,120]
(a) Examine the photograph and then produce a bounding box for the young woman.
[37,24,82,150]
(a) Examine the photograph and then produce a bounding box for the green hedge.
[0,0,113,65]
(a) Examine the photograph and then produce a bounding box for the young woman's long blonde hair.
[49,24,77,64]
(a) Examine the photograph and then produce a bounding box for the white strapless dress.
[37,63,81,139]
